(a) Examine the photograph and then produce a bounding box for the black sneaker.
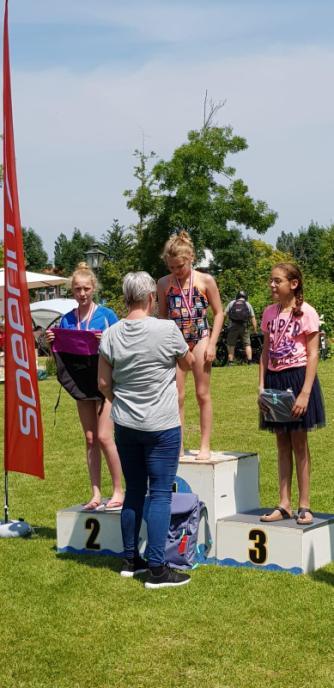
[120,557,148,578]
[145,564,190,589]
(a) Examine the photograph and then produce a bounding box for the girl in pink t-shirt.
[259,263,325,525]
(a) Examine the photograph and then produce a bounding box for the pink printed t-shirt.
[261,302,319,371]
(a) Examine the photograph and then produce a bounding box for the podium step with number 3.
[216,509,334,574]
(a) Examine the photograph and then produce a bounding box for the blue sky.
[2,0,334,259]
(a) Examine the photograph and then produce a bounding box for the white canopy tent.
[30,298,77,329]
[0,268,69,317]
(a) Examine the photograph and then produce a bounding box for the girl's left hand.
[204,341,216,363]
[292,391,310,418]
[94,331,102,340]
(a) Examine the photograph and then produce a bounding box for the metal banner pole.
[4,471,9,524]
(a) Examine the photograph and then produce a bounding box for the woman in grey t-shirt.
[98,272,194,589]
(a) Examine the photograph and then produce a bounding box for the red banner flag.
[3,0,44,478]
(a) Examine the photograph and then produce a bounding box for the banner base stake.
[0,519,33,538]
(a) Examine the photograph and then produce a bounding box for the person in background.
[224,290,257,365]
[98,271,195,589]
[46,262,124,512]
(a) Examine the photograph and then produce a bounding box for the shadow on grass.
[310,568,334,587]
[56,551,123,574]
[32,525,57,540]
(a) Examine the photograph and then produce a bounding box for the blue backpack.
[165,492,208,570]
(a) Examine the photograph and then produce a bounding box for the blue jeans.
[114,424,181,567]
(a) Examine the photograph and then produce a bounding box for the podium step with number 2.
[57,505,146,557]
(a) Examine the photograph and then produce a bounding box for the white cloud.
[3,45,334,258]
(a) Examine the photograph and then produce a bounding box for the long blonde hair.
[161,230,196,265]
[70,262,97,291]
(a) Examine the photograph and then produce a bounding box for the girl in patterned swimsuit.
[157,231,224,460]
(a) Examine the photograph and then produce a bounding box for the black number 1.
[248,528,267,564]
[85,518,101,550]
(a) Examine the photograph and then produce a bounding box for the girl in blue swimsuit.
[47,262,123,511]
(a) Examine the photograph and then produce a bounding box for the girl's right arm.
[157,277,168,319]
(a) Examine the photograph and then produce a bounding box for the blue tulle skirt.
[260,366,326,433]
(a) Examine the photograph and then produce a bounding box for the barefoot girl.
[46,262,124,511]
[157,231,224,460]
[259,263,325,524]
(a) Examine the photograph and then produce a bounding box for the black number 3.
[85,518,101,550]
[248,528,267,564]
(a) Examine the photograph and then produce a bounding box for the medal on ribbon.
[76,302,96,331]
[269,305,294,368]
[176,271,196,334]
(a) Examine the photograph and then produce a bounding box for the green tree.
[214,238,291,315]
[54,228,96,275]
[22,227,49,271]
[100,219,137,265]
[124,150,160,236]
[304,276,334,335]
[98,220,138,315]
[246,240,292,319]
[126,120,277,277]
[276,223,328,278]
[275,231,298,256]
[322,225,334,281]
[210,229,256,303]
[232,237,334,334]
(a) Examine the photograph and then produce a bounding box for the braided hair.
[274,262,304,316]
[161,230,196,265]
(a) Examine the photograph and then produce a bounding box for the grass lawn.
[0,361,333,688]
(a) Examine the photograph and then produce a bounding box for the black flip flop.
[296,507,313,525]
[260,506,292,522]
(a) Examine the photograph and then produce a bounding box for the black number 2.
[85,518,101,550]
[248,528,267,564]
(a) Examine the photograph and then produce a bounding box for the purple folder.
[51,328,101,355]
[50,328,103,400]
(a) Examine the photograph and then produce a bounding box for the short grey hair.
[123,271,157,307]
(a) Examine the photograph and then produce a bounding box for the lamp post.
[85,244,107,302]
[85,243,107,272]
